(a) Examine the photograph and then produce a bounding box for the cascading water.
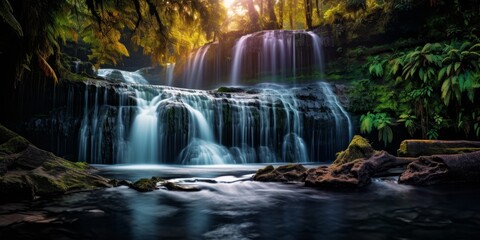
[182,45,212,89]
[165,63,175,86]
[97,69,149,84]
[66,30,354,165]
[76,81,352,164]
[230,30,324,85]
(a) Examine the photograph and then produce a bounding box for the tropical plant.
[360,112,394,146]
[438,41,480,106]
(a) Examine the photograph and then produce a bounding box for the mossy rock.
[253,164,308,182]
[255,165,274,176]
[0,174,36,201]
[333,135,376,166]
[163,182,201,192]
[0,124,111,201]
[0,124,19,144]
[216,87,244,93]
[131,177,160,192]
[0,136,30,154]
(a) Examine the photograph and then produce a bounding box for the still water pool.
[1,164,480,239]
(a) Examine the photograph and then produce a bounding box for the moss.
[131,177,159,192]
[397,141,408,157]
[0,174,36,201]
[0,136,30,154]
[42,158,90,171]
[217,87,243,93]
[333,135,376,166]
[256,165,274,176]
[0,124,23,145]
[275,164,306,173]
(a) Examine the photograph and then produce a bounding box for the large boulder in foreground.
[397,140,480,157]
[305,135,412,188]
[253,164,308,182]
[305,151,410,188]
[399,151,480,185]
[0,124,111,202]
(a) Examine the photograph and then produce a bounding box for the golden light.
[223,0,236,18]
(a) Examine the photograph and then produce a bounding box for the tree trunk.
[246,0,261,31]
[304,0,313,29]
[278,0,284,28]
[266,0,278,29]
[397,139,480,157]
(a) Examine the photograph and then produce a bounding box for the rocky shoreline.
[3,122,480,203]
[254,135,480,187]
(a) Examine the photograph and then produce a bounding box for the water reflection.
[2,165,480,239]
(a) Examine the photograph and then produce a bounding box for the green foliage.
[367,56,387,77]
[360,112,394,146]
[398,112,417,136]
[355,38,480,142]
[439,41,480,106]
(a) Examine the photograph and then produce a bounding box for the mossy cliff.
[0,124,111,202]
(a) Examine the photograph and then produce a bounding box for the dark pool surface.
[2,164,480,240]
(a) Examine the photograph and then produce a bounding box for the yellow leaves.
[115,42,130,57]
[38,55,58,84]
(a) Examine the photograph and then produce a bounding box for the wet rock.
[399,151,480,185]
[109,179,132,187]
[253,164,308,182]
[0,124,111,202]
[305,138,412,188]
[305,160,372,188]
[0,212,57,227]
[163,182,201,192]
[130,177,161,192]
[216,87,245,93]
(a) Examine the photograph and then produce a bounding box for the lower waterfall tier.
[25,81,353,164]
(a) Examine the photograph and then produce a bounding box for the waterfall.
[230,34,252,86]
[97,69,149,84]
[70,30,354,165]
[76,82,352,164]
[230,30,324,85]
[183,45,212,89]
[318,82,353,151]
[165,63,175,86]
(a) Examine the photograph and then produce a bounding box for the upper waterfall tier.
[27,81,353,164]
[168,30,325,89]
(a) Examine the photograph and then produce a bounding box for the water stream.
[2,165,480,239]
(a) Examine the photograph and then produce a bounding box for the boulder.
[0,124,111,202]
[253,164,308,182]
[399,151,480,185]
[163,182,201,192]
[332,135,377,166]
[397,140,480,157]
[305,151,408,188]
[131,177,162,192]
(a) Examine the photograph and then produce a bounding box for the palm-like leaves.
[439,41,480,106]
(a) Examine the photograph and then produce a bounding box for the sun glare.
[223,0,234,17]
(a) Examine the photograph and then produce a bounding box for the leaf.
[455,62,461,72]
[360,114,374,134]
[0,0,23,37]
[441,79,451,106]
[38,55,58,84]
[114,42,130,57]
[438,67,446,81]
